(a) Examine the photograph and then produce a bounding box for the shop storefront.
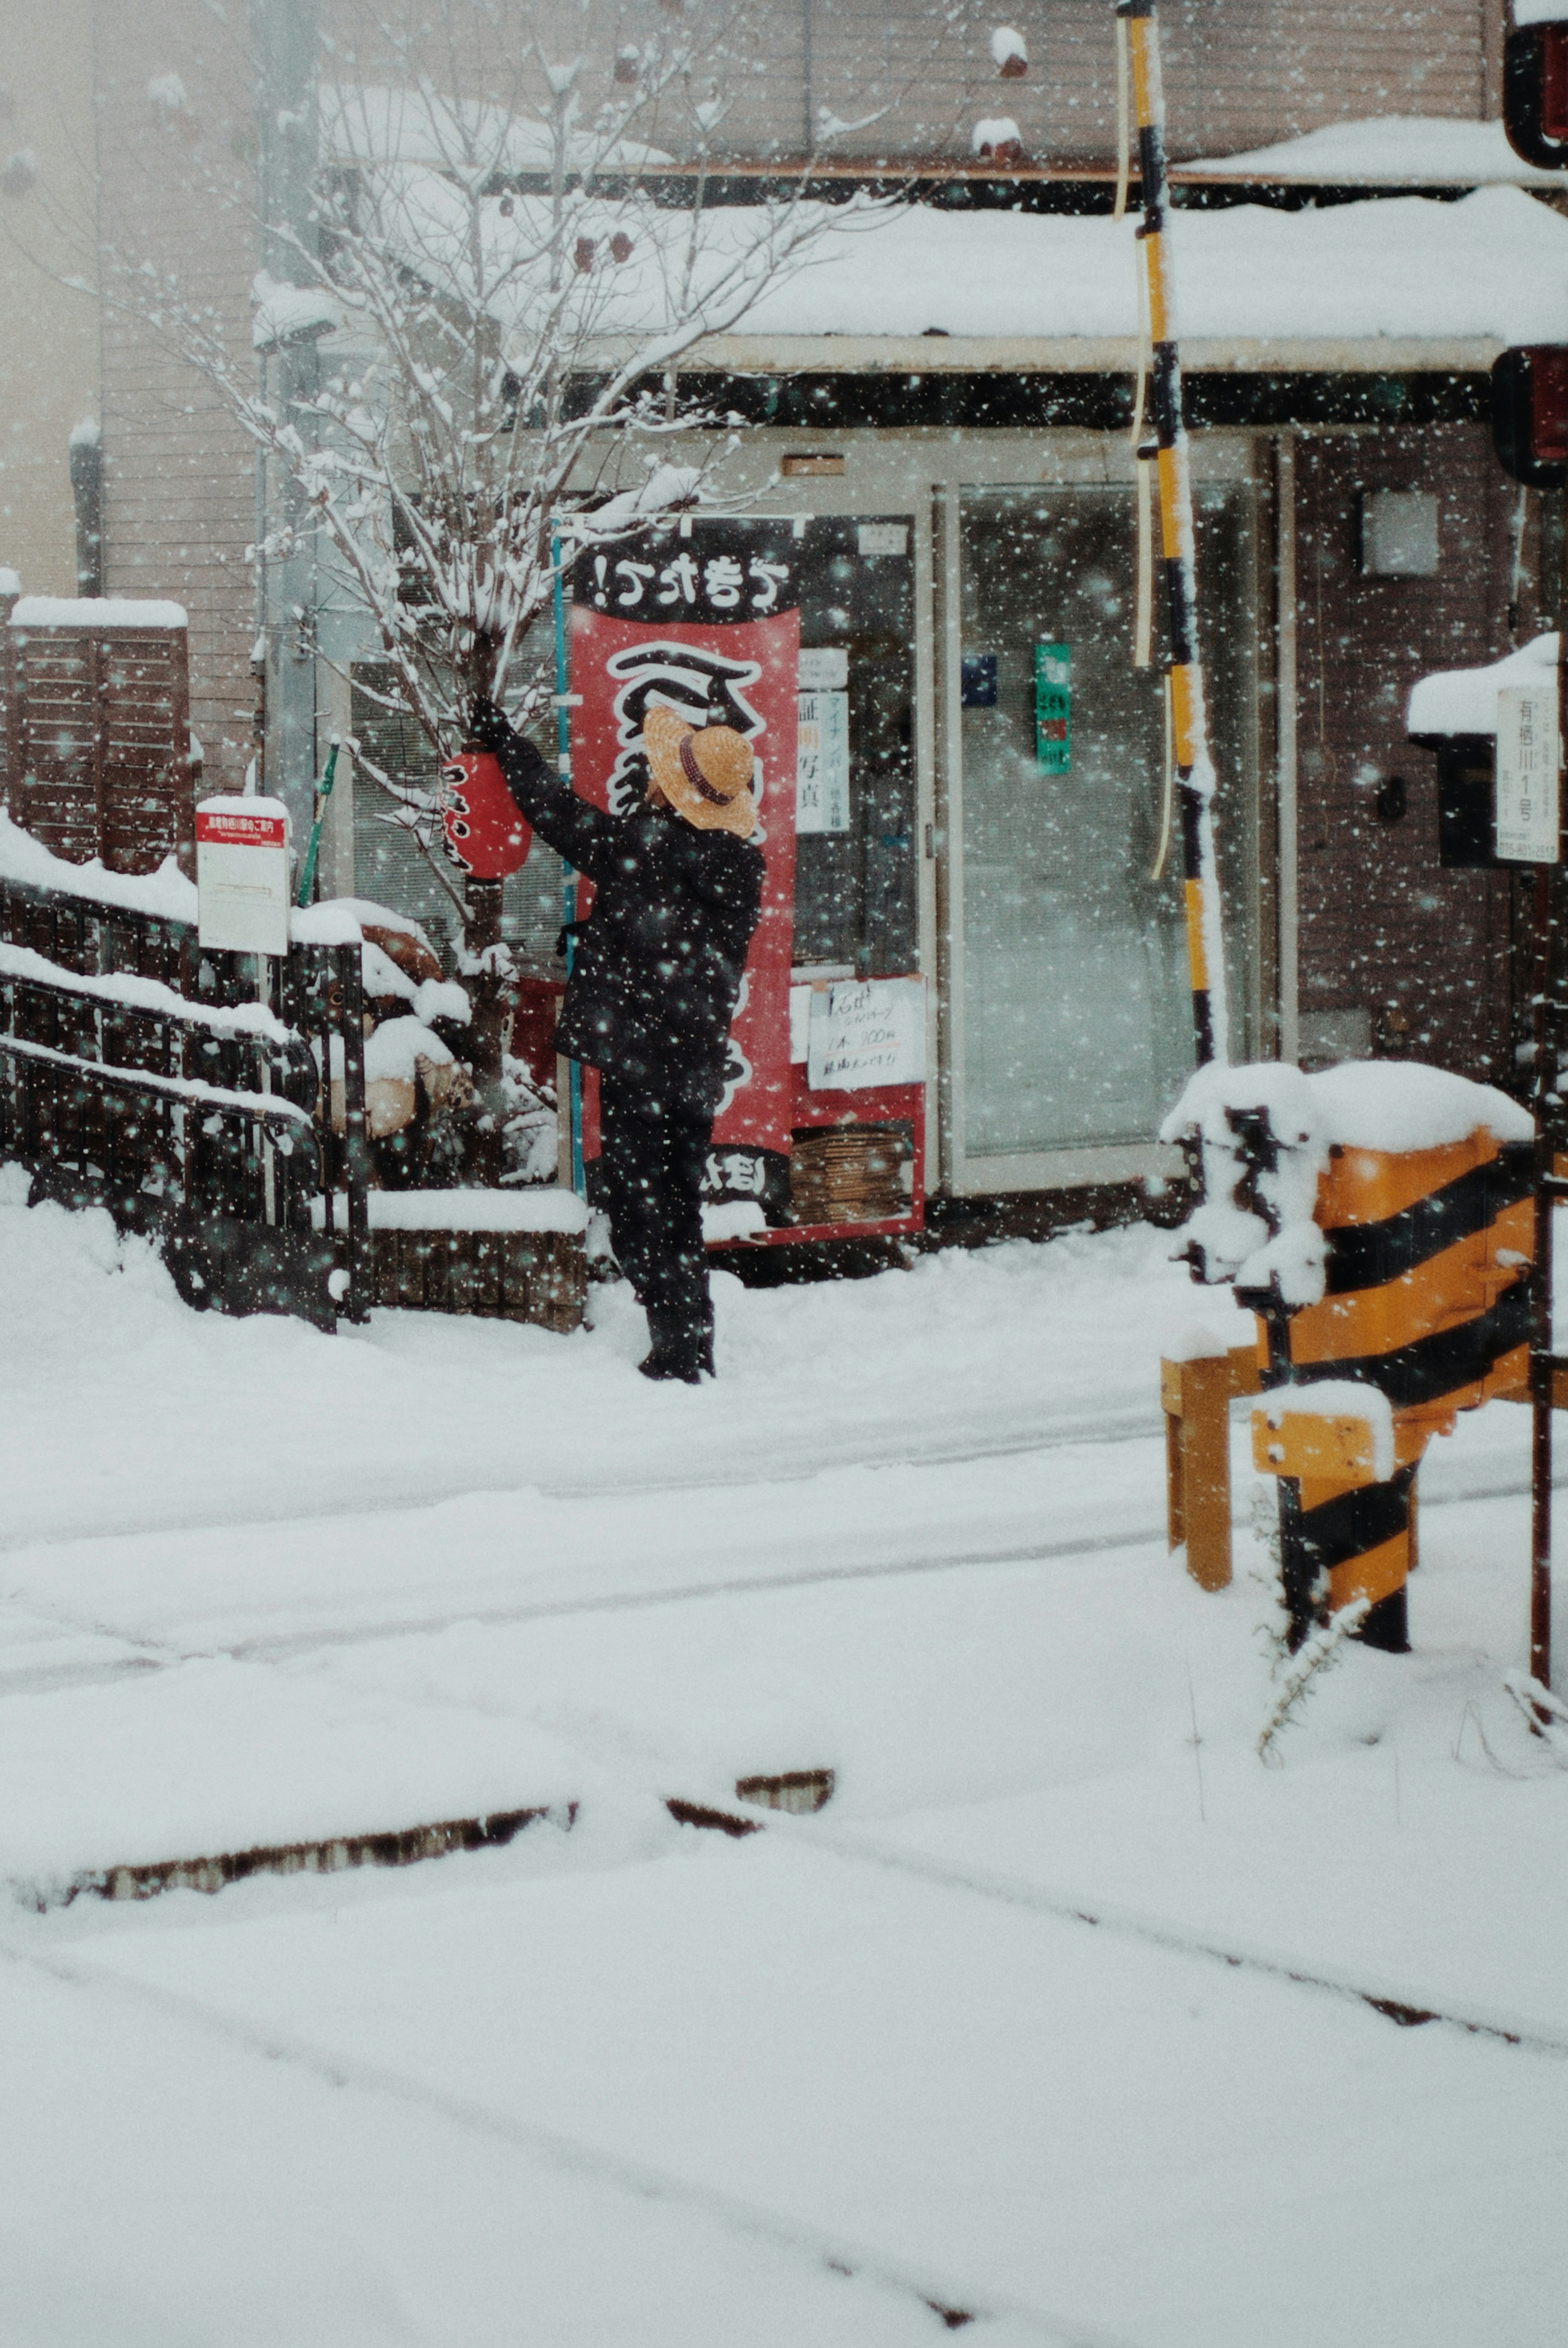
[325,386,1528,1234]
[335,424,1272,1226]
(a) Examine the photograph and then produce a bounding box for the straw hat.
[644,705,758,839]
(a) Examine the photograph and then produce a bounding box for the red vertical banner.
[569,522,801,1209]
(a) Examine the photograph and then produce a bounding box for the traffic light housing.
[1492,346,1568,490]
[1504,20,1568,171]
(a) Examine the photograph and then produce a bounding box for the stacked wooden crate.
[339,1192,588,1333]
[788,1123,911,1225]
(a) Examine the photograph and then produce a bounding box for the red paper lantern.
[439,748,532,879]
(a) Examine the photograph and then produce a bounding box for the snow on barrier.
[1160,1059,1534,1649]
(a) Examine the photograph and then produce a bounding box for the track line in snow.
[0,1457,1542,1702]
[733,1810,1568,2064]
[0,1411,1163,1559]
[0,1930,1138,2348]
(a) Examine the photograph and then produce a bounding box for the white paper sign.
[807,977,926,1091]
[789,983,813,1063]
[857,522,908,558]
[1495,685,1561,864]
[796,689,851,834]
[196,796,292,956]
[798,647,848,690]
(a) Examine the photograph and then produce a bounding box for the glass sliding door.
[949,481,1257,1185]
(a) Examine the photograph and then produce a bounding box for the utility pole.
[252,0,322,844]
[1119,0,1229,1069]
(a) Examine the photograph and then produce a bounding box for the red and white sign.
[570,594,800,1162]
[196,794,292,957]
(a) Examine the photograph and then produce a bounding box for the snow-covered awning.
[490,185,1568,377]
[1407,633,1558,740]
[1189,116,1564,187]
[10,595,188,629]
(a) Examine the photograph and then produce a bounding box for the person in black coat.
[470,693,764,1382]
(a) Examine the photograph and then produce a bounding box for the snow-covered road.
[2,1174,1566,2346]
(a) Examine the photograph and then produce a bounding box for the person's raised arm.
[469,696,622,885]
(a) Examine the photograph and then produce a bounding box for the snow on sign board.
[807,977,925,1090]
[1494,683,1561,863]
[196,797,292,957]
[796,689,851,834]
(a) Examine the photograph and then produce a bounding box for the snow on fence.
[0,866,359,1328]
[0,855,586,1334]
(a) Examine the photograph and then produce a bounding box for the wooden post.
[1160,1343,1261,1592]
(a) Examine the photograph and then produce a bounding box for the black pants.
[597,1071,714,1359]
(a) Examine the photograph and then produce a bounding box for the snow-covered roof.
[1515,2,1568,26]
[252,274,342,352]
[321,83,669,176]
[10,595,187,629]
[1191,115,1565,186]
[479,185,1568,360]
[1407,632,1557,739]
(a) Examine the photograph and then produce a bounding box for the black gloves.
[468,693,514,755]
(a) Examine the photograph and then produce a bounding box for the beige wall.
[0,0,100,597]
[92,0,258,786]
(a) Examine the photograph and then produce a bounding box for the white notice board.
[196,796,292,956]
[796,689,851,834]
[1495,683,1561,864]
[807,977,926,1091]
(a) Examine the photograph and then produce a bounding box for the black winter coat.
[492,725,765,1111]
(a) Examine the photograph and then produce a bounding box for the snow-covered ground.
[2,1170,1565,2346]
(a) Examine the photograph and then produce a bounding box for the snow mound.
[1194,115,1564,186]
[363,1015,453,1082]
[1407,631,1557,738]
[1310,1059,1533,1153]
[0,812,197,924]
[348,1187,588,1234]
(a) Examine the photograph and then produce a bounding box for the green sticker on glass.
[1034,642,1070,775]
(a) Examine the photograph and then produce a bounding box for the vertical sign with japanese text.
[570,521,801,1204]
[1495,682,1561,864]
[1034,642,1071,775]
[795,691,851,834]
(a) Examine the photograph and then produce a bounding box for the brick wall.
[1294,425,1517,1086]
[94,0,257,789]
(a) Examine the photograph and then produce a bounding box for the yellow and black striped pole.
[1120,0,1229,1069]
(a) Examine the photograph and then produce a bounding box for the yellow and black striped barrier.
[1250,1131,1533,1650]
